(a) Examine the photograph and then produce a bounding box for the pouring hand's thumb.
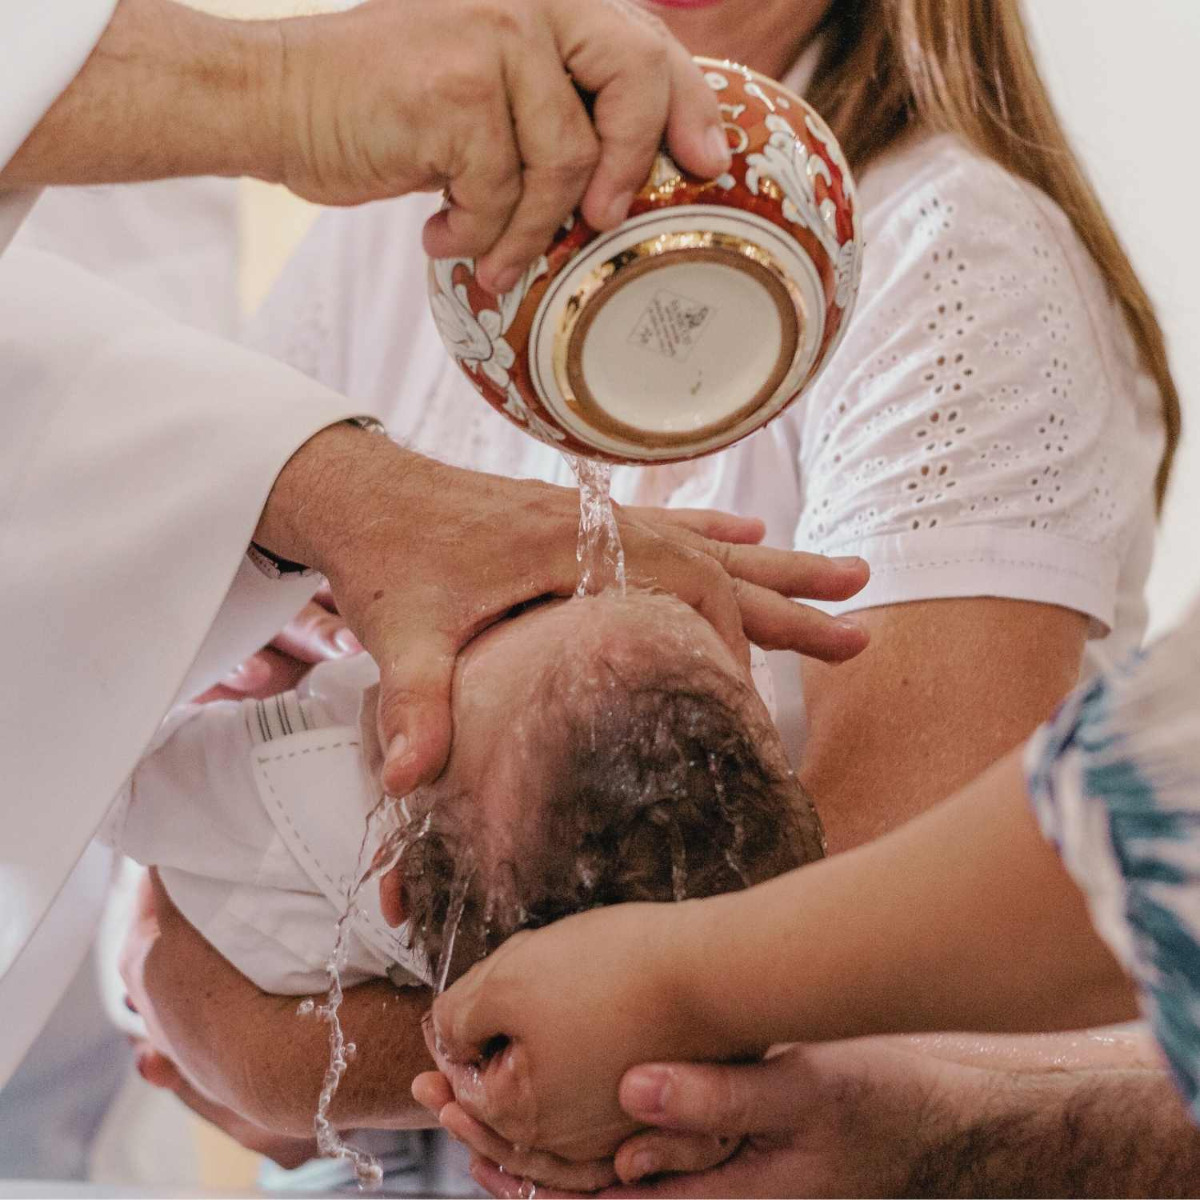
[374,638,456,800]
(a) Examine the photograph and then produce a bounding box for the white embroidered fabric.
[791,135,1163,647]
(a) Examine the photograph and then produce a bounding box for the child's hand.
[423,899,755,1162]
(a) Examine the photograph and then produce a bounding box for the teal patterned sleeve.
[1024,597,1200,1122]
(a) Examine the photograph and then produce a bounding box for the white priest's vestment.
[0,4,362,1086]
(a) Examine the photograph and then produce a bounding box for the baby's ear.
[359,683,386,784]
[362,683,412,926]
[378,863,407,928]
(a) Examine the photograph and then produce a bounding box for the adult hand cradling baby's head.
[260,429,868,810]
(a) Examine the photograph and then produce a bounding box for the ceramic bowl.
[428,57,862,464]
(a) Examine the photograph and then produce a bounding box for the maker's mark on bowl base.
[561,241,801,454]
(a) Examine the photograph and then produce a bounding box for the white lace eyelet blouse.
[251,132,1165,765]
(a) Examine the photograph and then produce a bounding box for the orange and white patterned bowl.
[428,58,862,464]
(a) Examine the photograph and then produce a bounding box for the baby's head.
[387,589,823,985]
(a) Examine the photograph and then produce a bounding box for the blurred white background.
[1027,1,1200,634]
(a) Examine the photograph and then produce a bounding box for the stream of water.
[568,456,626,598]
[310,455,629,1186]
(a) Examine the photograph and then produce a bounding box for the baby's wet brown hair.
[394,656,824,987]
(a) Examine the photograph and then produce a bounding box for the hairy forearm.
[151,968,439,1139]
[142,873,437,1139]
[916,1066,1200,1198]
[2,0,281,187]
[251,421,408,572]
[233,983,439,1138]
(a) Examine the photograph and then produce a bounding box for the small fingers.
[271,599,362,663]
[427,962,505,1067]
[193,652,271,702]
[427,989,538,1144]
[204,646,313,701]
[470,1155,590,1200]
[441,1103,619,1192]
[412,1070,455,1116]
[614,1128,739,1185]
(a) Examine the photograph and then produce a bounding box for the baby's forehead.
[553,589,705,650]
[443,587,749,786]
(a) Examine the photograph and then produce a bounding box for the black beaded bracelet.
[248,416,387,578]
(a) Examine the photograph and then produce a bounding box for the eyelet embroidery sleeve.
[1024,596,1200,1121]
[795,137,1163,629]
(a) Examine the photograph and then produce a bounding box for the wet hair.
[394,658,824,987]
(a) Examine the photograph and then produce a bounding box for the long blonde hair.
[806,0,1181,507]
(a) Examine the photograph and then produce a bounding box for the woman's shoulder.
[848,130,1144,386]
[857,132,1092,279]
[791,131,1163,633]
[859,131,1040,218]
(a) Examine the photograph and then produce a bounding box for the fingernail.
[333,628,363,656]
[603,190,635,229]
[627,1152,661,1182]
[706,126,733,171]
[833,555,866,569]
[622,1066,668,1117]
[836,616,865,632]
[226,656,268,688]
[385,733,409,772]
[491,265,522,294]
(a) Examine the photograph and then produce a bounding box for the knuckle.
[634,32,669,71]
[714,1073,751,1130]
[696,550,728,586]
[530,151,598,195]
[556,134,602,175]
[470,0,524,38]
[451,227,500,261]
[704,537,733,571]
[447,213,507,258]
[432,63,498,111]
[472,142,522,193]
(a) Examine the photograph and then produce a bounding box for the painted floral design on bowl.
[428,57,862,464]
